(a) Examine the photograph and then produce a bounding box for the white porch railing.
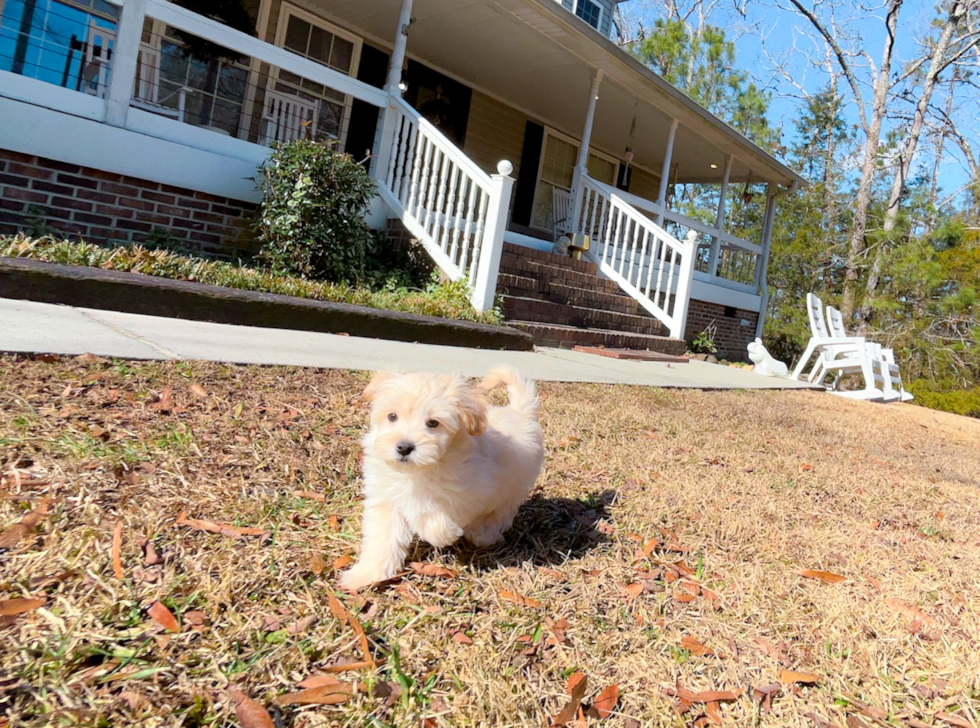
[375,95,514,312]
[580,183,763,294]
[576,175,696,339]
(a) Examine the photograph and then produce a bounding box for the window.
[0,0,118,92]
[574,0,602,30]
[156,25,249,135]
[531,129,617,231]
[270,5,361,145]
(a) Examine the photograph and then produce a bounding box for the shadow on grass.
[406,489,617,572]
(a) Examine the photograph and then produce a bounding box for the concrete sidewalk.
[0,297,818,389]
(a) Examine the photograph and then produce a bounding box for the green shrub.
[0,235,501,325]
[254,140,376,282]
[908,379,980,419]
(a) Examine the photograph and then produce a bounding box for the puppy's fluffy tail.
[478,365,538,418]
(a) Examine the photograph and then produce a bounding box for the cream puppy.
[340,366,544,591]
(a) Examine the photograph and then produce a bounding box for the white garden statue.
[747,338,788,377]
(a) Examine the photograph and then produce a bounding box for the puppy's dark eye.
[387,413,398,422]
[425,419,439,429]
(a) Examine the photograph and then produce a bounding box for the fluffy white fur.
[339,366,545,591]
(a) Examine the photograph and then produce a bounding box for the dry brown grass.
[1,355,980,728]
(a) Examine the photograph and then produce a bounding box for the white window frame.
[268,2,362,148]
[530,126,618,232]
[573,0,603,31]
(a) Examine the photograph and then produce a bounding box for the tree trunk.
[840,0,903,321]
[859,0,970,325]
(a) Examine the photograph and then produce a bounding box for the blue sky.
[622,0,977,206]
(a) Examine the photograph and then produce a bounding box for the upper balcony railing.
[0,0,387,164]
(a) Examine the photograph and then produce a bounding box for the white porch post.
[654,118,678,225]
[706,153,733,277]
[103,0,146,127]
[754,183,787,340]
[372,0,413,182]
[385,0,413,94]
[568,67,603,234]
[471,161,516,311]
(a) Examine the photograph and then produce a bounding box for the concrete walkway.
[0,297,818,389]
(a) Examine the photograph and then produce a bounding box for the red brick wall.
[685,299,759,361]
[0,148,258,261]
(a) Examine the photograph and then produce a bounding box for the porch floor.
[0,297,818,389]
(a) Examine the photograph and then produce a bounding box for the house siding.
[462,92,527,180]
[627,165,659,202]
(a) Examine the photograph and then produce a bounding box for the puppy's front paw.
[339,563,384,592]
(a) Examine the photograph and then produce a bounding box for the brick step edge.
[502,296,668,336]
[0,257,535,351]
[510,322,686,355]
[498,280,641,316]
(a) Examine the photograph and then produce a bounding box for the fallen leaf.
[780,670,820,685]
[681,636,715,657]
[936,713,974,728]
[112,522,124,580]
[675,593,697,603]
[0,498,52,549]
[621,583,645,601]
[188,384,207,398]
[592,684,619,718]
[325,593,374,667]
[147,601,179,633]
[148,386,174,412]
[453,631,474,645]
[175,510,265,539]
[228,685,275,728]
[801,463,813,471]
[797,569,847,584]
[328,514,340,530]
[539,567,566,580]
[553,672,588,726]
[642,538,661,556]
[277,681,358,706]
[326,592,349,624]
[309,553,327,575]
[293,490,325,502]
[119,691,143,711]
[596,520,616,535]
[0,597,45,616]
[410,562,458,579]
[75,352,102,363]
[184,610,207,630]
[287,615,317,635]
[142,540,162,566]
[500,590,541,608]
[705,700,723,725]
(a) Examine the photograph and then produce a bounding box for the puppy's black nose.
[396,441,416,457]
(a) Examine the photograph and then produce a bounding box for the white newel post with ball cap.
[372,0,414,181]
[470,161,516,312]
[568,67,603,236]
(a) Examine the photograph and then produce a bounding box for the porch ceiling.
[310,0,804,188]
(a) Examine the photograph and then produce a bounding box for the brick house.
[0,0,804,358]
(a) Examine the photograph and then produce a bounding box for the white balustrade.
[576,175,696,339]
[377,95,513,312]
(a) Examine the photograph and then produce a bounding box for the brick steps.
[509,322,686,355]
[497,242,684,351]
[502,295,667,336]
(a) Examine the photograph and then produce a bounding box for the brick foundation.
[684,299,759,361]
[0,148,258,261]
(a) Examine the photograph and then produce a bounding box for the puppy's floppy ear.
[455,384,489,436]
[363,371,396,403]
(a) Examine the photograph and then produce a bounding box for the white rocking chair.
[790,293,886,401]
[826,306,912,402]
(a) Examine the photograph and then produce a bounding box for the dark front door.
[404,60,471,147]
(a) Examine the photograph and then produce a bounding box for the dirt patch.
[2,355,979,727]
